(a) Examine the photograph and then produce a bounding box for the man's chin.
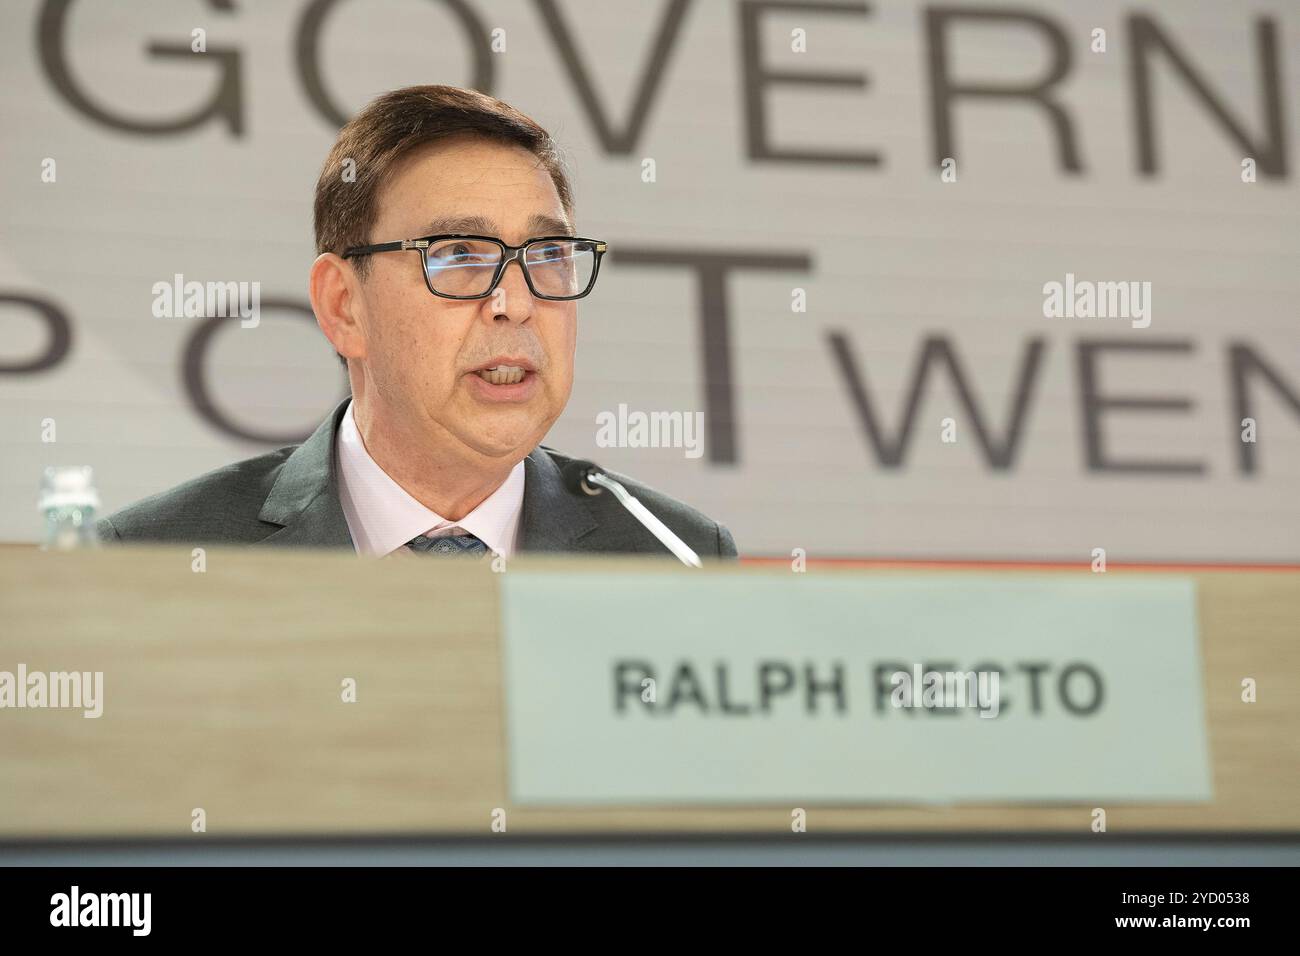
[451,417,547,462]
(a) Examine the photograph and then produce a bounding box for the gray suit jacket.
[97,398,738,558]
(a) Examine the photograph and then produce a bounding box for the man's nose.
[488,257,533,323]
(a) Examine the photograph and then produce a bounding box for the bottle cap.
[38,465,101,511]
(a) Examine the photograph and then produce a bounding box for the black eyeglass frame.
[341,234,608,301]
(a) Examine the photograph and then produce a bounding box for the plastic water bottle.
[39,465,101,550]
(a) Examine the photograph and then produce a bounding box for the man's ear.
[310,253,366,363]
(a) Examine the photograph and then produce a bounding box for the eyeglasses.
[342,234,607,301]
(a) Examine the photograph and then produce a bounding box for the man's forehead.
[380,139,572,238]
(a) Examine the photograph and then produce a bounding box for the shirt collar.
[336,399,525,558]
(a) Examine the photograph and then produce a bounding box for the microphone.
[561,459,703,568]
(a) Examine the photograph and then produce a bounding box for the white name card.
[501,571,1211,805]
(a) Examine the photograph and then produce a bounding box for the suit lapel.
[254,398,595,553]
[519,447,598,552]
[256,396,355,549]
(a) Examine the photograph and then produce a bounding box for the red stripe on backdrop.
[737,557,1300,572]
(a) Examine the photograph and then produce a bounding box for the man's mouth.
[474,365,528,386]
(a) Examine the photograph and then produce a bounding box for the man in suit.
[99,85,736,561]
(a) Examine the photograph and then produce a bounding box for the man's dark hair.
[314,85,575,367]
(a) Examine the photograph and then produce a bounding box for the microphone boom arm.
[583,470,703,568]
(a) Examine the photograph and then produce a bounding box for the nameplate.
[500,571,1211,805]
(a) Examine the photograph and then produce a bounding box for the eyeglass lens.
[424,238,597,298]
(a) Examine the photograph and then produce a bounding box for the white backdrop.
[2,0,1297,561]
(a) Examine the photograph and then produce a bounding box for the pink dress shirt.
[335,400,525,558]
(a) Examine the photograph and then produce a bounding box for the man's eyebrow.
[525,213,574,236]
[417,213,574,238]
[420,214,496,236]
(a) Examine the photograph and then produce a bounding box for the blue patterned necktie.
[405,530,490,558]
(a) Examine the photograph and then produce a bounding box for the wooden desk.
[1,547,1296,836]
